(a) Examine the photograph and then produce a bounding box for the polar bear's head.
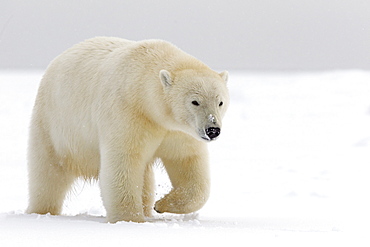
[160,69,229,142]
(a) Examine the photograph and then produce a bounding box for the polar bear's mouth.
[198,128,220,141]
[201,135,211,141]
[198,129,211,141]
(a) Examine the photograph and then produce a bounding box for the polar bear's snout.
[205,127,220,140]
[199,113,222,141]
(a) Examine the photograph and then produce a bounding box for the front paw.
[153,205,163,214]
[153,197,195,215]
[154,187,209,214]
[153,199,167,214]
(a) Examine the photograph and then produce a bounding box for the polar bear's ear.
[159,70,172,88]
[219,71,229,83]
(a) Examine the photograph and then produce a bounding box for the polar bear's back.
[43,37,198,86]
[44,37,205,87]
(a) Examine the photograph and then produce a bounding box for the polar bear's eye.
[219,101,223,107]
[192,101,200,106]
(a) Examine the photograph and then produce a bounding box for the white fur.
[26,37,229,223]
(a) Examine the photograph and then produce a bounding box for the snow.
[1,70,370,246]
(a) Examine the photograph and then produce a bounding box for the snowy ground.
[1,70,370,246]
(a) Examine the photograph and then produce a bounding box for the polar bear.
[26,37,229,223]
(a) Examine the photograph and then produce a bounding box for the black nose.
[206,127,221,140]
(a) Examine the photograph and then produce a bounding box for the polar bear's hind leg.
[27,124,75,215]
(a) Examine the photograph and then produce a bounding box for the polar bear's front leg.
[99,123,164,223]
[99,151,146,223]
[99,134,153,224]
[154,154,210,214]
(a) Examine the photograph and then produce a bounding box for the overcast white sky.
[1,0,370,70]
